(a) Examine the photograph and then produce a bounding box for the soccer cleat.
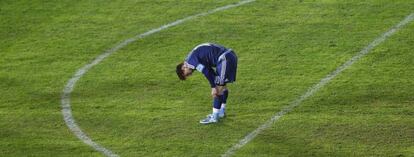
[219,112,225,118]
[207,113,225,118]
[219,108,226,118]
[200,113,218,124]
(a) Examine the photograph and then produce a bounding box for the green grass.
[1,0,413,156]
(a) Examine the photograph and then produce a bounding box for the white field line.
[222,13,414,157]
[61,0,255,157]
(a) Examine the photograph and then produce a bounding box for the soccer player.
[176,43,238,124]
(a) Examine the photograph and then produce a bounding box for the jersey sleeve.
[200,66,217,88]
[184,52,199,69]
[185,47,217,87]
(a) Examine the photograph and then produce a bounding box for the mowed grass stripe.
[0,0,253,156]
[69,1,414,156]
[61,1,255,156]
[236,13,414,156]
[223,13,414,157]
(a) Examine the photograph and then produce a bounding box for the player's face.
[182,66,193,78]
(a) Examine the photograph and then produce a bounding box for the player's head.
[176,62,193,80]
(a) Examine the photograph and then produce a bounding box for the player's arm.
[196,64,217,88]
[198,65,223,98]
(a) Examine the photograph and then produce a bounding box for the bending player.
[176,43,238,124]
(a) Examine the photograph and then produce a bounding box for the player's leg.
[199,95,221,124]
[213,53,229,120]
[219,89,228,117]
[200,54,227,124]
[200,50,236,124]
[219,51,237,118]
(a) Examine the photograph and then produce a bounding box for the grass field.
[1,0,414,156]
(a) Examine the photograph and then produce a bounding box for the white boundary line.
[60,1,255,157]
[221,13,414,157]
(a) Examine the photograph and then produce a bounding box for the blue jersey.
[185,43,228,70]
[184,43,237,87]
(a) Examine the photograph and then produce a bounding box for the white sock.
[213,108,220,114]
[212,108,220,119]
[220,103,226,113]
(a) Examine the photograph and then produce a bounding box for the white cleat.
[219,108,226,118]
[206,113,225,118]
[200,114,218,124]
[219,112,225,118]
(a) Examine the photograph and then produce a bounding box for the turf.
[1,0,413,156]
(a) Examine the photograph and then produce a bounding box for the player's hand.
[211,88,218,98]
[216,86,225,94]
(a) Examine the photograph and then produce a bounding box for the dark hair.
[176,63,186,80]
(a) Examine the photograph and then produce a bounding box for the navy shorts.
[215,50,237,86]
